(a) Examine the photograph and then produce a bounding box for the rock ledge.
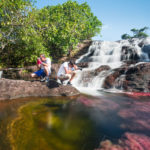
[0,79,80,100]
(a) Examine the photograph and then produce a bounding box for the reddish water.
[0,93,150,150]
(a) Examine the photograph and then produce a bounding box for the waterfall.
[0,71,3,79]
[72,37,150,94]
[76,41,123,69]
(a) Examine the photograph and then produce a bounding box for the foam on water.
[73,38,150,95]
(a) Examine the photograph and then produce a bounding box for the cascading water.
[72,37,150,94]
[0,71,3,79]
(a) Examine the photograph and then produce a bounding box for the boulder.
[124,63,150,92]
[103,62,150,92]
[103,67,127,89]
[0,79,80,100]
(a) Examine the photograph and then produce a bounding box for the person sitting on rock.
[31,54,51,82]
[57,60,78,85]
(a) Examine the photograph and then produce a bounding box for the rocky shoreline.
[1,61,150,101]
[0,78,80,101]
[1,37,150,100]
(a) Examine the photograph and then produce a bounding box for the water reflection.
[5,97,98,150]
[0,93,150,150]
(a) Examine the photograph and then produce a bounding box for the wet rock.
[0,78,80,100]
[138,41,144,48]
[76,65,110,86]
[124,63,150,92]
[103,62,150,92]
[94,65,111,75]
[103,67,126,89]
[76,62,89,68]
[121,46,140,61]
[142,44,150,58]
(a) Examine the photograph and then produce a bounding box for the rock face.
[103,62,150,92]
[124,63,150,92]
[0,79,80,100]
[142,44,150,58]
[121,46,140,61]
[103,67,127,89]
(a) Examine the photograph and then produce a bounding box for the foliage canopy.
[0,0,102,67]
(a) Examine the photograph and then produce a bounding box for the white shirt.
[57,62,70,77]
[41,58,51,72]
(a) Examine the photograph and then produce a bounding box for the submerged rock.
[77,96,150,150]
[0,79,80,100]
[96,132,150,150]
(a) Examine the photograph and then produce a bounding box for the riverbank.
[0,78,80,101]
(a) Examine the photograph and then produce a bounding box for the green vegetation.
[0,0,102,67]
[121,27,149,40]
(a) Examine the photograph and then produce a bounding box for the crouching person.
[57,60,78,85]
[31,54,51,82]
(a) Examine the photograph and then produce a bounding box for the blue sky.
[35,0,150,41]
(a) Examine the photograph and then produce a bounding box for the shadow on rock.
[47,79,60,89]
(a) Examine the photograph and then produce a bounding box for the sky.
[35,0,150,41]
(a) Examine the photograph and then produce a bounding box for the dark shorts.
[34,69,46,77]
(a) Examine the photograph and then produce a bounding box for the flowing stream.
[72,37,150,94]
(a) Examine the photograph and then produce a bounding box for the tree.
[0,0,102,67]
[121,26,149,40]
[37,1,102,59]
[0,0,48,67]
[121,34,131,40]
[0,0,33,50]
